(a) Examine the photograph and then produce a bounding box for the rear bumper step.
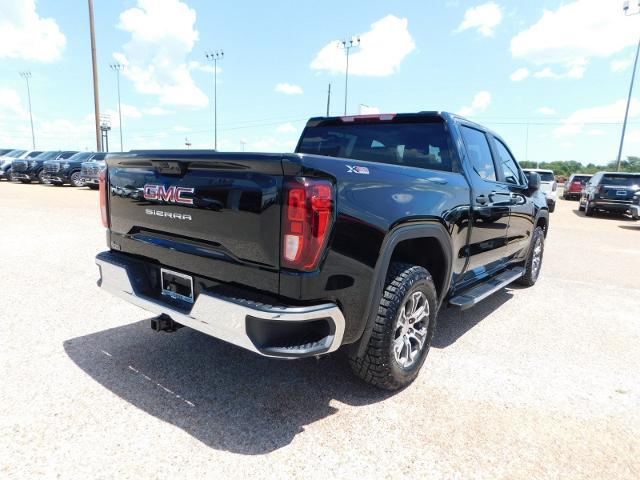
[95,251,345,358]
[449,267,524,311]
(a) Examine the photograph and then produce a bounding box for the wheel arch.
[355,222,453,357]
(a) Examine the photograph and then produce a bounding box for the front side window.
[494,139,522,185]
[460,126,496,181]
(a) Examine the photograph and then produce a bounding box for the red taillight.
[282,178,333,271]
[597,184,604,194]
[99,169,110,228]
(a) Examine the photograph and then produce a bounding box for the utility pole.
[110,63,124,151]
[185,137,191,149]
[205,50,224,150]
[88,0,102,152]
[339,37,360,115]
[19,71,35,150]
[617,1,640,171]
[326,83,331,116]
[240,140,247,152]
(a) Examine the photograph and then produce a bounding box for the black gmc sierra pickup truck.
[96,112,549,390]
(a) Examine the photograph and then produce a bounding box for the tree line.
[519,156,640,177]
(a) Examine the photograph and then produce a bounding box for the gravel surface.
[1,182,639,479]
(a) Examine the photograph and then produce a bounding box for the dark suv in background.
[579,172,640,217]
[42,151,97,187]
[11,151,78,184]
[79,153,107,189]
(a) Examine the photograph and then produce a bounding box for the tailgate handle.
[151,161,185,176]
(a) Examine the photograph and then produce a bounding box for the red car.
[563,174,592,200]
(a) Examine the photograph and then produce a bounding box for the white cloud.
[587,129,605,136]
[276,122,297,133]
[172,125,190,132]
[510,0,639,77]
[0,88,29,120]
[114,0,208,108]
[0,0,66,62]
[311,15,415,77]
[532,59,587,79]
[536,106,556,115]
[359,105,380,114]
[251,137,297,152]
[611,58,633,72]
[510,67,529,81]
[275,83,303,95]
[554,99,640,137]
[145,107,173,116]
[455,2,503,37]
[458,91,492,116]
[121,104,142,119]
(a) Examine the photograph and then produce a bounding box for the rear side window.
[494,139,522,185]
[572,175,590,183]
[601,174,640,187]
[297,121,454,172]
[460,126,496,181]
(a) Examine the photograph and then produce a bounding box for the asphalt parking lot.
[1,181,639,480]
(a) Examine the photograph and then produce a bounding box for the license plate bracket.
[161,268,194,303]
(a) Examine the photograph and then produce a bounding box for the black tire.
[88,184,99,190]
[349,263,438,390]
[584,201,594,217]
[70,171,84,187]
[516,226,545,287]
[4,169,11,181]
[20,179,31,184]
[37,170,45,184]
[548,202,556,213]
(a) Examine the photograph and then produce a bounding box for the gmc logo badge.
[143,184,195,205]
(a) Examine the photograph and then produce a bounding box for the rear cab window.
[297,118,454,172]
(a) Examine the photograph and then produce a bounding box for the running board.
[449,267,525,311]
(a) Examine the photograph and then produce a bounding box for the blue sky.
[0,0,639,165]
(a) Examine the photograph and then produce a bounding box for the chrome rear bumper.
[95,251,345,358]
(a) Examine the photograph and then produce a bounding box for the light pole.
[205,50,224,150]
[19,71,35,149]
[616,1,640,171]
[88,0,102,152]
[110,63,124,151]
[339,37,360,115]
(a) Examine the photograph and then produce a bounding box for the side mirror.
[526,172,541,191]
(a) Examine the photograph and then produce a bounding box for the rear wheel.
[584,201,594,217]
[37,170,45,184]
[4,169,11,181]
[88,184,99,190]
[19,179,31,184]
[516,226,545,287]
[548,202,556,213]
[349,263,437,390]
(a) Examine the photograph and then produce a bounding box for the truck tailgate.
[106,152,283,292]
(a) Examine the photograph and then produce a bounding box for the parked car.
[42,151,97,187]
[0,150,42,181]
[11,151,78,184]
[96,111,549,390]
[563,173,592,200]
[579,172,640,217]
[522,168,557,212]
[79,153,107,189]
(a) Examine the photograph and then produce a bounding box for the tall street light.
[205,50,224,150]
[339,37,360,115]
[616,0,640,171]
[110,63,124,151]
[19,71,35,149]
[88,0,102,152]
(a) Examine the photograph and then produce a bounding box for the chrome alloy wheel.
[531,236,543,280]
[393,291,429,369]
